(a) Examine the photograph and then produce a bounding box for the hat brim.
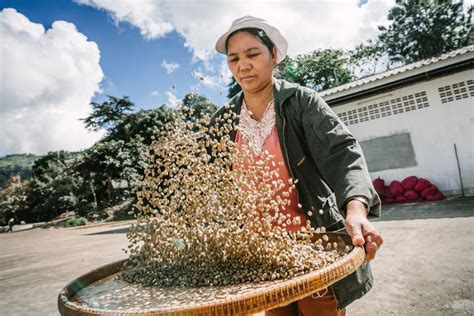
[215,21,288,64]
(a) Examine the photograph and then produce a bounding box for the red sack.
[401,176,418,190]
[404,190,419,202]
[383,198,395,204]
[384,186,393,199]
[415,197,424,203]
[414,178,431,192]
[395,195,408,203]
[373,177,385,197]
[389,181,405,197]
[421,185,439,199]
[426,191,445,201]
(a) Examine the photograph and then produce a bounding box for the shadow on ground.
[84,196,473,236]
[86,226,130,235]
[373,195,473,221]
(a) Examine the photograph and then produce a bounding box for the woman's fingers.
[364,240,378,262]
[345,220,365,247]
[363,227,383,262]
[371,232,384,248]
[345,208,383,262]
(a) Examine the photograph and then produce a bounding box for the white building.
[321,46,474,195]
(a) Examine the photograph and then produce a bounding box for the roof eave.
[322,51,474,107]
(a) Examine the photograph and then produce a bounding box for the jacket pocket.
[303,120,323,146]
[308,121,325,147]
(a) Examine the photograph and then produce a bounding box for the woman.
[213,16,383,315]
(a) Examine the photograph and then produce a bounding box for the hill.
[0,154,40,187]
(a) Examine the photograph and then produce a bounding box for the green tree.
[182,93,218,120]
[274,56,300,83]
[107,106,176,145]
[378,0,473,64]
[0,154,39,187]
[77,105,179,209]
[82,96,135,132]
[348,40,385,78]
[28,151,83,221]
[294,49,354,91]
[0,175,29,225]
[76,139,148,207]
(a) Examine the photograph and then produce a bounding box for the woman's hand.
[344,200,383,263]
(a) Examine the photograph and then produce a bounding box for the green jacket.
[212,78,381,309]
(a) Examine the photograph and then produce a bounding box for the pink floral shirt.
[235,98,307,232]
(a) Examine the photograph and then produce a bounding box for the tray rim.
[58,232,364,315]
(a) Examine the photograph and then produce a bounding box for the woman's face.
[226,31,277,94]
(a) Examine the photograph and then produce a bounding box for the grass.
[65,217,88,227]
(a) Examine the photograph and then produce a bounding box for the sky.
[0,0,470,156]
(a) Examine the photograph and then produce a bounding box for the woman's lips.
[241,76,255,81]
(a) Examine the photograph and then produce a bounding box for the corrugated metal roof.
[320,45,474,99]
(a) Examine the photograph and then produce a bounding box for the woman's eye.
[248,53,260,58]
[228,58,237,63]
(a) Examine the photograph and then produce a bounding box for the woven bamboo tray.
[58,232,364,316]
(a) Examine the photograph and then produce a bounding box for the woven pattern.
[58,233,364,316]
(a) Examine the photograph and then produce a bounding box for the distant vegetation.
[0,93,217,225]
[0,154,40,187]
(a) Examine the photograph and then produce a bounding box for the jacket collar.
[227,78,300,111]
[273,78,300,106]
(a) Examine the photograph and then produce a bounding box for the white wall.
[331,69,474,194]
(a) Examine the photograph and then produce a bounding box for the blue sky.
[0,0,226,110]
[3,0,435,156]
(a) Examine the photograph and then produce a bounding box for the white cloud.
[0,8,104,155]
[76,0,397,62]
[151,90,160,97]
[190,58,231,91]
[161,60,180,74]
[192,70,220,89]
[165,90,180,107]
[219,59,232,86]
[75,0,174,39]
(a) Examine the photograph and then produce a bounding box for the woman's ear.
[272,47,278,66]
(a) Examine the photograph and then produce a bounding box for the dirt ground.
[0,196,473,315]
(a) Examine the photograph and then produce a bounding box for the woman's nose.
[238,59,251,71]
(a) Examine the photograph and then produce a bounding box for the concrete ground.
[1,196,473,315]
[347,196,474,316]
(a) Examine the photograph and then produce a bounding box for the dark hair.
[225,27,275,58]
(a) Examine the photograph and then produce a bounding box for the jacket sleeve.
[300,89,381,218]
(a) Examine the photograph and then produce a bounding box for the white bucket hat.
[215,15,288,64]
